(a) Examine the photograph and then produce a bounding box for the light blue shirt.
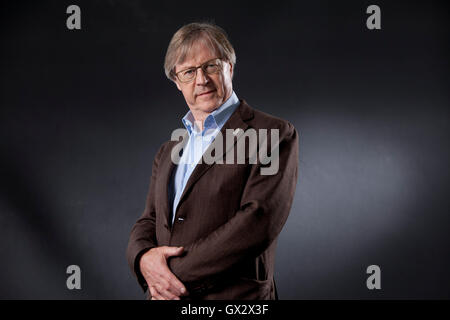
[169,91,240,225]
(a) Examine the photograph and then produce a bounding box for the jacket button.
[164,224,169,229]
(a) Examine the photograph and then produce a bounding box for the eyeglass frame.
[174,57,224,83]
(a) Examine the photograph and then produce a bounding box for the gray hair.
[164,22,236,81]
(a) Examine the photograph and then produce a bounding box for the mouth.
[197,89,216,97]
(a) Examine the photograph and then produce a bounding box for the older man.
[126,22,298,300]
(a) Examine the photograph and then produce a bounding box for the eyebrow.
[178,58,216,70]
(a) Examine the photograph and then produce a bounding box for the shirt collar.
[182,91,239,135]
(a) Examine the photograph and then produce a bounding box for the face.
[173,41,233,120]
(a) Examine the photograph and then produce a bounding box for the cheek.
[214,77,226,96]
[181,86,195,102]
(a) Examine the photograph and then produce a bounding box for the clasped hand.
[139,246,188,300]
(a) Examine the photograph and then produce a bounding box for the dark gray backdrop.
[1,0,449,299]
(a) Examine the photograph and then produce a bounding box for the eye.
[205,64,218,73]
[183,69,195,75]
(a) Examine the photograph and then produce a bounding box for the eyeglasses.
[174,58,222,83]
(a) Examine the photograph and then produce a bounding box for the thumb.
[163,246,184,258]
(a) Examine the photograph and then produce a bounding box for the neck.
[191,111,208,132]
[189,91,233,132]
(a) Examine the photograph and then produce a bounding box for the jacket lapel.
[159,100,254,225]
[157,141,177,226]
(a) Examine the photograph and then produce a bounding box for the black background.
[0,0,449,299]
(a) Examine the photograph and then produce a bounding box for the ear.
[228,61,234,78]
[175,79,182,91]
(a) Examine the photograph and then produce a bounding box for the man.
[126,22,298,300]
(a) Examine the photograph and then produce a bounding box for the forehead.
[176,40,219,70]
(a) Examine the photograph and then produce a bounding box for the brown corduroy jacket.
[126,100,299,299]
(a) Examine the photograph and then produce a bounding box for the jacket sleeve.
[168,122,299,293]
[126,143,166,292]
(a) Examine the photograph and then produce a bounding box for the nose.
[195,67,209,85]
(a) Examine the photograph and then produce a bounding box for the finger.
[166,273,188,296]
[162,246,184,258]
[144,267,184,297]
[165,282,183,299]
[155,282,178,300]
[167,291,181,300]
[157,263,187,296]
[150,287,166,301]
[149,286,160,300]
[153,293,166,300]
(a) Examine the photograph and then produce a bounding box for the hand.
[139,246,188,300]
